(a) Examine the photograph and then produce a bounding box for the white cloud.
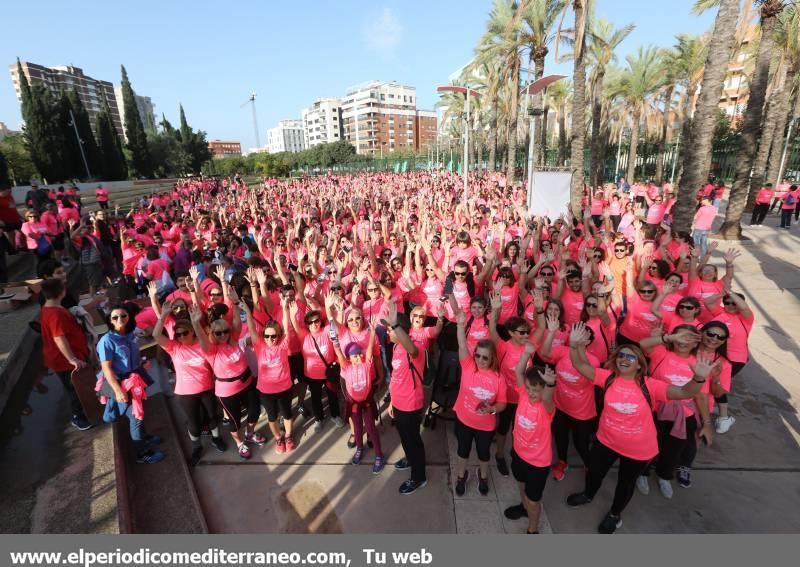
[363,7,403,57]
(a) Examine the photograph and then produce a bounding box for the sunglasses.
[474,353,491,361]
[367,287,379,292]
[677,304,696,311]
[513,329,530,336]
[330,286,342,291]
[639,289,656,294]
[110,314,129,321]
[540,271,554,277]
[454,271,468,277]
[593,254,603,259]
[723,301,736,307]
[704,330,728,340]
[307,319,322,325]
[500,273,512,279]
[174,330,191,338]
[648,265,658,271]
[616,352,638,363]
[210,292,223,297]
[382,252,392,257]
[264,334,279,340]
[213,329,230,337]
[347,317,362,322]
[615,248,627,253]
[585,302,598,308]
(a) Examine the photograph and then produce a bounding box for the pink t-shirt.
[561,288,585,326]
[389,327,434,412]
[145,258,170,281]
[465,316,491,354]
[693,205,717,230]
[646,203,667,225]
[341,362,375,403]
[619,294,660,342]
[450,246,478,270]
[594,368,668,461]
[300,329,335,380]
[162,340,213,395]
[703,307,754,363]
[496,339,529,405]
[254,338,293,394]
[445,280,472,321]
[542,346,598,420]
[648,346,708,418]
[454,356,507,431]
[584,317,616,364]
[204,342,251,397]
[512,386,555,467]
[498,283,520,324]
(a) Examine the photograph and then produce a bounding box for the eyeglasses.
[174,331,191,338]
[614,248,627,253]
[367,287,379,292]
[110,314,129,321]
[540,271,554,277]
[454,271,468,277]
[616,352,638,363]
[210,292,223,297]
[704,330,728,340]
[307,319,321,325]
[585,302,598,308]
[264,334,279,340]
[677,304,696,311]
[593,254,603,260]
[723,301,736,307]
[474,353,491,361]
[648,265,658,271]
[213,329,230,337]
[347,317,362,322]
[411,314,425,320]
[513,329,530,336]
[639,289,656,295]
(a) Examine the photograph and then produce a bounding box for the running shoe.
[285,437,297,452]
[71,415,93,431]
[352,447,364,465]
[677,466,692,488]
[399,479,427,495]
[372,456,385,474]
[210,436,227,452]
[246,432,267,446]
[136,450,165,464]
[552,460,568,481]
[395,458,410,470]
[636,475,650,495]
[238,443,252,460]
[455,470,469,496]
[495,456,509,477]
[598,512,623,534]
[275,437,286,454]
[715,416,736,434]
[566,492,593,508]
[504,504,528,520]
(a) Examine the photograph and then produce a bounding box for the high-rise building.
[718,23,758,120]
[267,119,306,154]
[114,86,157,134]
[341,80,417,156]
[208,140,242,157]
[415,110,438,150]
[302,98,344,148]
[9,61,123,137]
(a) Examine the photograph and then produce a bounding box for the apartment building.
[302,98,343,148]
[114,86,157,134]
[267,119,306,154]
[208,140,242,157]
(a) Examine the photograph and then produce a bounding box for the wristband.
[692,378,706,384]
[536,310,545,315]
[545,383,556,388]
[391,323,401,330]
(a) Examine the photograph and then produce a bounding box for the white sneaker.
[716,416,736,434]
[636,475,650,495]
[658,478,673,499]
[711,405,719,416]
[332,416,345,428]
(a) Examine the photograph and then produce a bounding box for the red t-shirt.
[512,386,555,467]
[454,356,507,431]
[41,306,90,372]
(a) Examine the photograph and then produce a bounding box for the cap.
[344,342,364,356]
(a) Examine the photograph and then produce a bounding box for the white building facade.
[341,81,417,156]
[302,98,343,148]
[267,119,306,154]
[114,87,156,136]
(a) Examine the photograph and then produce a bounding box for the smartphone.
[379,318,390,328]
[288,263,298,272]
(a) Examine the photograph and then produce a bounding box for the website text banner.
[527,171,573,219]
[0,535,791,567]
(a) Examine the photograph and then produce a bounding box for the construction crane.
[240,92,261,149]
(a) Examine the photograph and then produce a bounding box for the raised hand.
[189,265,200,282]
[147,280,158,299]
[489,291,502,312]
[455,309,466,326]
[538,366,557,386]
[569,322,591,347]
[545,312,559,332]
[385,300,398,326]
[189,304,203,325]
[161,300,174,316]
[724,248,741,264]
[690,350,718,380]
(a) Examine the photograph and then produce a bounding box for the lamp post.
[68,109,91,179]
[520,75,565,207]
[438,86,480,204]
[670,129,682,185]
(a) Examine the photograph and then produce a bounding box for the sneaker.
[246,432,267,446]
[455,470,469,496]
[238,443,252,460]
[71,415,93,431]
[495,456,509,477]
[210,436,227,452]
[677,466,692,488]
[566,492,593,508]
[504,504,528,520]
[190,446,203,466]
[347,434,356,449]
[372,456,385,474]
[399,479,427,495]
[314,420,324,433]
[285,437,297,452]
[478,472,489,496]
[352,447,364,465]
[275,437,286,454]
[715,416,736,434]
[598,512,623,534]
[221,416,231,427]
[552,459,568,481]
[136,450,165,464]
[144,435,162,445]
[332,416,345,428]
[636,475,650,495]
[395,458,410,471]
[657,478,673,499]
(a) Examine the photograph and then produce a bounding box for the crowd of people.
[29,170,759,534]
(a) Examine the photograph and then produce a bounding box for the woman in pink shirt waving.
[566,323,716,534]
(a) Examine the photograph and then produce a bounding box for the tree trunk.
[489,118,498,171]
[533,52,546,167]
[626,107,642,183]
[720,1,783,239]
[570,0,586,213]
[597,125,610,184]
[765,63,799,185]
[654,85,675,184]
[589,73,604,188]
[558,110,567,166]
[506,59,521,182]
[540,106,549,167]
[672,0,740,232]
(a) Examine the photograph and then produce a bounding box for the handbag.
[36,234,52,256]
[311,335,341,383]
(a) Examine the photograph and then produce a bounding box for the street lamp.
[437,85,481,204]
[520,75,565,206]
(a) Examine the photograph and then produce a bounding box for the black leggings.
[177,390,218,438]
[497,403,517,436]
[584,440,650,517]
[750,203,769,225]
[217,381,261,432]
[454,418,493,462]
[55,370,85,419]
[655,416,697,480]
[395,407,426,483]
[552,409,594,466]
[259,389,294,422]
[304,377,340,420]
[715,361,746,405]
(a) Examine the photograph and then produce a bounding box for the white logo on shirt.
[558,370,580,384]
[665,373,689,386]
[608,402,639,415]
[471,386,494,401]
[517,414,536,431]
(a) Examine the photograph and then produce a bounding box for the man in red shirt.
[39,278,93,430]
[750,183,774,226]
[95,185,109,210]
[779,184,799,229]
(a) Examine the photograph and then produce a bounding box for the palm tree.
[568,0,588,212]
[586,18,635,187]
[469,60,505,170]
[547,78,571,165]
[673,33,710,161]
[478,0,526,182]
[519,0,567,166]
[653,48,680,183]
[721,0,786,239]
[612,46,662,184]
[672,0,741,233]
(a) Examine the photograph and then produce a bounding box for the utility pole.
[68,109,91,179]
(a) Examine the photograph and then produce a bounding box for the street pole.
[463,92,470,204]
[68,109,91,179]
[670,130,682,185]
[526,112,536,207]
[775,117,797,186]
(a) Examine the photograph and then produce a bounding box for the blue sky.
[1,0,717,150]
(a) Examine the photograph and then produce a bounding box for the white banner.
[526,171,573,219]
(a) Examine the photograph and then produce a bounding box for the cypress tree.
[67,89,99,177]
[96,96,128,181]
[120,65,152,178]
[57,91,84,180]
[176,105,212,174]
